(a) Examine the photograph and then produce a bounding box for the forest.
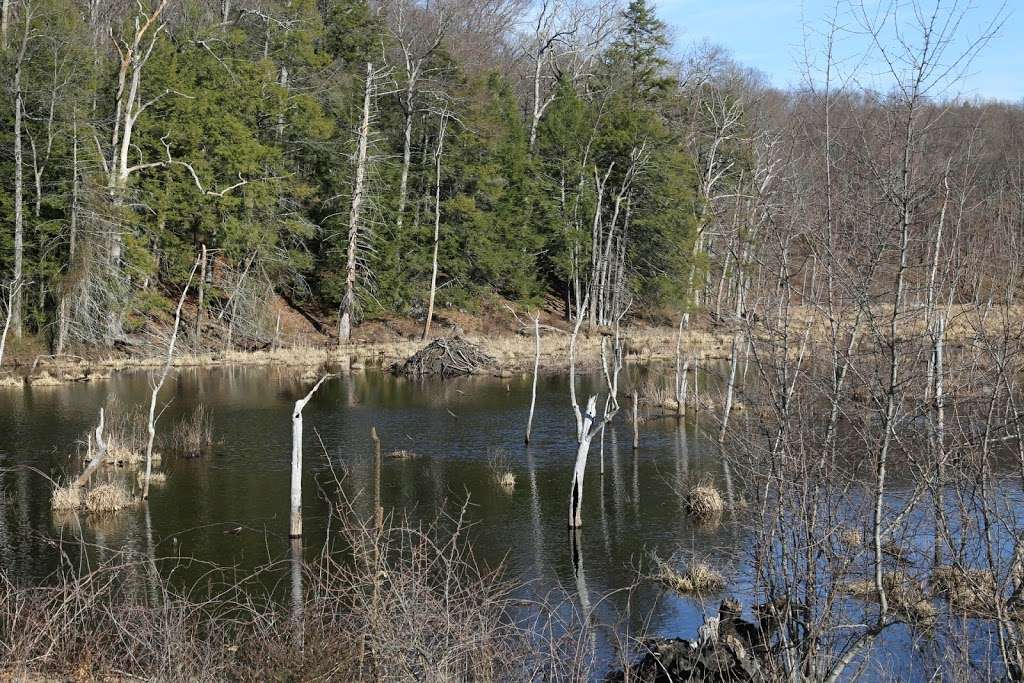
[8,0,1024,681]
[0,0,1020,355]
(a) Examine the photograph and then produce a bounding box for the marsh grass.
[651,552,727,596]
[488,448,516,490]
[1,497,587,681]
[684,479,725,521]
[138,471,167,487]
[841,572,936,624]
[171,404,213,455]
[50,485,81,511]
[386,449,418,460]
[84,483,134,513]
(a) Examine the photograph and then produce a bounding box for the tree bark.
[143,255,200,499]
[290,374,331,537]
[339,62,373,343]
[525,314,540,444]
[74,409,108,488]
[422,111,448,341]
[568,395,597,528]
[11,21,28,338]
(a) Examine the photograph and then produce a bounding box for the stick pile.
[392,336,496,378]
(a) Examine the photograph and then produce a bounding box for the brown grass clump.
[50,485,81,511]
[172,404,213,455]
[842,572,936,624]
[930,565,999,616]
[652,554,727,595]
[84,483,134,513]
[488,448,516,490]
[838,526,864,548]
[685,480,725,521]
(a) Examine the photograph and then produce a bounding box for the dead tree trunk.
[371,425,382,527]
[195,243,207,345]
[422,110,449,341]
[525,313,540,444]
[73,409,108,488]
[143,255,201,499]
[290,375,332,538]
[339,62,373,343]
[0,282,17,366]
[10,18,29,338]
[567,308,622,528]
[568,395,598,528]
[719,334,740,444]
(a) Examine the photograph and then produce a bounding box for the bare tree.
[142,254,202,499]
[339,63,378,343]
[422,106,449,341]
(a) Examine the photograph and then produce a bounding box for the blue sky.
[653,1,1024,101]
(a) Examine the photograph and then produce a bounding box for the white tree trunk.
[0,283,15,367]
[74,409,108,488]
[290,374,331,537]
[339,62,373,342]
[568,395,597,528]
[719,334,740,444]
[11,23,28,338]
[143,255,199,499]
[525,315,540,443]
[422,111,448,340]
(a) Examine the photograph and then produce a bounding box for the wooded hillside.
[0,0,1020,354]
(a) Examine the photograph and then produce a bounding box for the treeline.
[0,0,708,351]
[0,0,1022,354]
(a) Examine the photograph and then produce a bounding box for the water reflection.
[1,365,742,666]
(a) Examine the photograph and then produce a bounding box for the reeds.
[50,485,81,511]
[684,479,725,521]
[488,448,516,490]
[0,497,586,681]
[386,449,418,460]
[84,483,134,513]
[172,404,213,455]
[651,553,727,595]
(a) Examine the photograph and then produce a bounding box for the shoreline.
[0,326,737,388]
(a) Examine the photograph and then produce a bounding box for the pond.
[0,363,1005,679]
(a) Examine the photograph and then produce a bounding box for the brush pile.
[392,336,496,378]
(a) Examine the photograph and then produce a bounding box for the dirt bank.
[0,306,737,388]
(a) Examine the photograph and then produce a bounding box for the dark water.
[6,365,1015,679]
[0,365,745,666]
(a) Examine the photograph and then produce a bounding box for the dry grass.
[0,498,586,682]
[930,565,999,616]
[84,483,134,513]
[838,526,864,548]
[684,479,725,521]
[488,448,516,491]
[172,404,213,454]
[842,572,936,624]
[50,485,81,511]
[651,553,727,595]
